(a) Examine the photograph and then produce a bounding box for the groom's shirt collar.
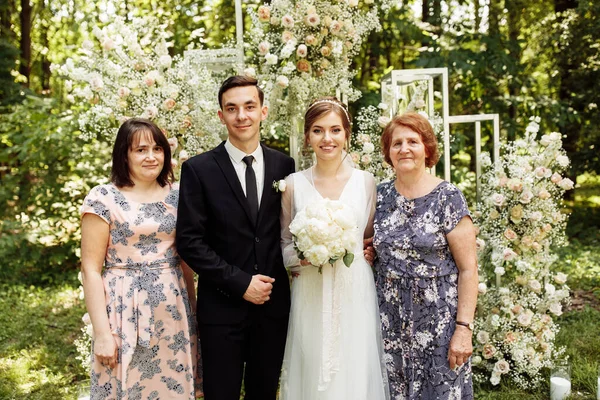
[224,139,265,204]
[224,139,264,165]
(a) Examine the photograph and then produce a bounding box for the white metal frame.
[183,0,245,70]
[447,114,500,202]
[381,68,451,180]
[380,68,502,201]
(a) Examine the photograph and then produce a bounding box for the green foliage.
[0,96,110,284]
[0,39,24,106]
[0,282,87,400]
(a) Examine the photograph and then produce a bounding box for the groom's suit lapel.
[213,143,255,226]
[257,144,275,228]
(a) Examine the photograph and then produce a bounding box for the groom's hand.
[243,274,275,305]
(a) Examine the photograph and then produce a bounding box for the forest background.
[0,0,599,399]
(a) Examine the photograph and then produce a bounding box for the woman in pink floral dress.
[80,119,201,399]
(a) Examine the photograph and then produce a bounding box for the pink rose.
[281,31,294,43]
[491,193,505,207]
[296,44,308,58]
[551,172,562,183]
[520,235,533,248]
[330,20,343,35]
[519,190,534,204]
[305,13,320,27]
[504,331,516,344]
[483,344,497,359]
[117,87,130,98]
[320,45,332,57]
[257,5,271,22]
[558,178,574,190]
[305,34,318,46]
[296,59,311,73]
[503,248,517,261]
[281,15,294,29]
[503,228,518,241]
[181,117,192,129]
[537,188,551,200]
[258,41,271,55]
[168,137,178,152]
[508,178,523,192]
[163,98,176,111]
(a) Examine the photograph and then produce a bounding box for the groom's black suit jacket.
[176,141,295,324]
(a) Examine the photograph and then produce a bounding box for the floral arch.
[59,0,573,389]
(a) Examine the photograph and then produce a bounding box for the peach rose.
[258,5,271,22]
[296,59,311,73]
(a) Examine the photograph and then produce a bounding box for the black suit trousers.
[200,310,289,400]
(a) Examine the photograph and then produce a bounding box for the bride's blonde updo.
[303,96,352,147]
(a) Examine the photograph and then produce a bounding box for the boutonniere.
[272,179,287,193]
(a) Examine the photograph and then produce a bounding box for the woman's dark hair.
[218,75,264,109]
[303,96,352,147]
[381,112,440,168]
[110,118,174,187]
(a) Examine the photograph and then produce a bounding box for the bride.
[279,97,389,399]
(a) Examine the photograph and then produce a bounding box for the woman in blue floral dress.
[373,113,478,399]
[80,119,201,399]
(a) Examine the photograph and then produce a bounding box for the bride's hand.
[94,332,118,369]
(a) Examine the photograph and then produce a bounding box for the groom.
[176,76,295,400]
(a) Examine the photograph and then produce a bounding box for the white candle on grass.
[550,376,571,400]
[597,375,600,400]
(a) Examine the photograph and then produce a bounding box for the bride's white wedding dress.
[279,167,389,400]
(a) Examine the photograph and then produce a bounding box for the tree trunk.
[506,0,523,141]
[1,0,14,38]
[40,1,51,93]
[422,0,429,23]
[488,0,501,37]
[19,0,32,87]
[554,0,578,199]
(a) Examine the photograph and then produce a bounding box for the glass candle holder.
[596,365,600,400]
[550,361,571,400]
[77,379,91,400]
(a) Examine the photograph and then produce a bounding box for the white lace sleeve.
[363,172,377,238]
[280,174,301,269]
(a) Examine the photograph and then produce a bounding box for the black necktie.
[243,155,258,223]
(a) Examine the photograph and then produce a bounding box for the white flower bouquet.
[289,198,359,273]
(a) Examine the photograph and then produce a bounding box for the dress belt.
[104,257,179,349]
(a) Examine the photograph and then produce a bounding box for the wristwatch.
[456,320,474,331]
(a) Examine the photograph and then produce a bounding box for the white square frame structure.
[184,0,245,71]
[381,68,451,180]
[381,68,501,201]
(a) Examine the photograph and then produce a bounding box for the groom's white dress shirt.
[225,139,265,206]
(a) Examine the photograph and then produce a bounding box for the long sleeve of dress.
[280,174,301,270]
[363,172,377,238]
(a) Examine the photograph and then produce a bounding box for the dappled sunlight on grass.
[0,281,86,399]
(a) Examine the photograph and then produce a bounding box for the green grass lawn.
[1,175,598,399]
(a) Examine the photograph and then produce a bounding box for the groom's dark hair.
[218,76,264,109]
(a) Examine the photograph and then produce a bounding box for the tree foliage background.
[0,0,598,283]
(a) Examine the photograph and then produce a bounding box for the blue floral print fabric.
[374,181,473,400]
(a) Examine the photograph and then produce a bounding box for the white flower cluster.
[289,198,359,272]
[348,104,394,183]
[56,16,223,159]
[247,0,393,137]
[473,117,573,388]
